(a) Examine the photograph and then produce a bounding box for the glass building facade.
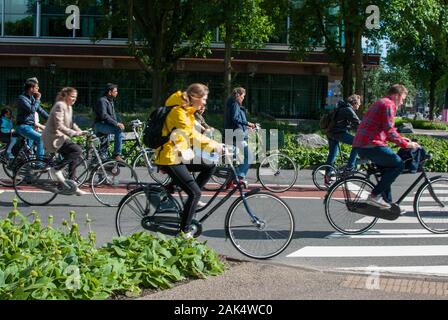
[0,0,344,119]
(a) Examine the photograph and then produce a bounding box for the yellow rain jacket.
[154,91,218,165]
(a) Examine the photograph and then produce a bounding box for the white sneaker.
[50,168,65,183]
[180,231,194,239]
[366,194,391,209]
[75,188,87,196]
[197,201,207,209]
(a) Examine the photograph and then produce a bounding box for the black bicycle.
[115,147,295,259]
[324,152,448,234]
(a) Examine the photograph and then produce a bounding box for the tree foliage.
[95,0,213,108]
[383,0,448,119]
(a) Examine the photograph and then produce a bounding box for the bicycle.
[0,136,37,187]
[312,142,367,191]
[115,146,295,259]
[13,130,139,207]
[324,152,448,234]
[199,124,298,193]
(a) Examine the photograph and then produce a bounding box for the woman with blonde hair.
[155,83,223,238]
[42,87,86,195]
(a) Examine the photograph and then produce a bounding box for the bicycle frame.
[366,163,445,207]
[171,152,262,225]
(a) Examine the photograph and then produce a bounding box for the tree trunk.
[429,72,437,121]
[353,29,363,98]
[223,25,233,118]
[342,25,354,99]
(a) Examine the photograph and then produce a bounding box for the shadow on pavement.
[202,229,332,239]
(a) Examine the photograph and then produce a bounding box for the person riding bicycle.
[0,107,18,161]
[93,83,125,161]
[353,84,420,209]
[224,87,255,188]
[324,94,361,184]
[42,87,87,196]
[155,83,223,238]
[15,78,49,160]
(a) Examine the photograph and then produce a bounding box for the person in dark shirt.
[93,83,125,161]
[15,78,49,160]
[224,87,255,187]
[324,94,362,184]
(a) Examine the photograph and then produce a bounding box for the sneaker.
[366,194,392,209]
[75,188,87,196]
[115,155,124,162]
[197,201,207,209]
[398,206,406,215]
[179,231,194,239]
[50,168,65,183]
[237,176,248,189]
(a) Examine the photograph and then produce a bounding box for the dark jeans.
[356,146,404,203]
[325,132,358,173]
[55,141,83,180]
[162,163,215,232]
[94,122,124,157]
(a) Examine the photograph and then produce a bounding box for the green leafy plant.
[281,133,448,172]
[0,199,225,300]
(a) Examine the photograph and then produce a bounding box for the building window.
[4,0,37,36]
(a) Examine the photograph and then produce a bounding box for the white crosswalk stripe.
[287,187,448,277]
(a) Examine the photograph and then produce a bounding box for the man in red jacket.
[353,84,420,209]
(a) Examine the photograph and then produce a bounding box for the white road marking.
[326,229,448,239]
[287,245,448,258]
[356,216,448,224]
[337,265,448,277]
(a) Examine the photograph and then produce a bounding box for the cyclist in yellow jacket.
[155,83,222,238]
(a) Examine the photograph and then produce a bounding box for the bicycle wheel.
[13,159,58,206]
[257,153,298,193]
[91,160,139,207]
[312,164,337,191]
[0,159,14,187]
[225,192,294,259]
[415,177,448,233]
[132,148,171,185]
[116,186,181,237]
[325,177,378,234]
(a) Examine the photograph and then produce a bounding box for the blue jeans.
[94,123,124,157]
[236,140,253,179]
[356,146,404,203]
[16,125,44,159]
[325,132,358,172]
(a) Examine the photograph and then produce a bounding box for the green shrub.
[281,133,448,172]
[0,199,225,300]
[395,118,448,131]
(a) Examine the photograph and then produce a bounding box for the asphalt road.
[1,169,448,281]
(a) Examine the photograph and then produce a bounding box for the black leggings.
[162,163,215,232]
[55,141,83,180]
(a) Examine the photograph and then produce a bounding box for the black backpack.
[143,106,174,149]
[319,108,338,132]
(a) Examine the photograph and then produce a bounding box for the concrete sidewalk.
[139,261,448,300]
